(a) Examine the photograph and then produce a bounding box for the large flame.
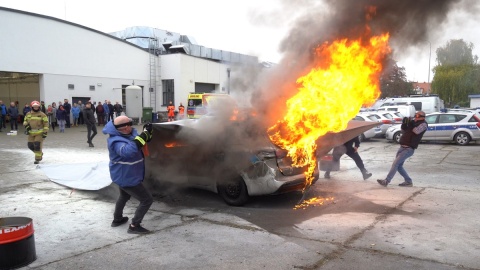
[268,34,391,188]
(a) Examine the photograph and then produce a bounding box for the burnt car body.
[145,116,379,206]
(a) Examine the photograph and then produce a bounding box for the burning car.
[144,116,378,206]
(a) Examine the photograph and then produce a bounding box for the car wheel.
[358,133,366,142]
[217,175,249,206]
[393,131,403,144]
[454,132,471,145]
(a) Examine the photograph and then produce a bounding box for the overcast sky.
[1,0,479,83]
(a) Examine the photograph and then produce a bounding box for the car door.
[423,114,438,140]
[435,114,458,140]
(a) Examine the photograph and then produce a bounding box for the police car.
[385,111,480,145]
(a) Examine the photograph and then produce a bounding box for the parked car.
[354,114,383,140]
[385,111,480,145]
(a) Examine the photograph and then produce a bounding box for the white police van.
[380,95,445,114]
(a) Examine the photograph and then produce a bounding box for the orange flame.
[268,33,391,188]
[293,196,335,210]
[164,142,187,148]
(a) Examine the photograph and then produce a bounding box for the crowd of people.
[0,99,125,132]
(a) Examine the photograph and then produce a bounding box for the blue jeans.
[386,146,414,184]
[114,182,153,226]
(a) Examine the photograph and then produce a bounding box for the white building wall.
[0,8,236,118]
[0,8,150,104]
[41,74,148,106]
[159,54,229,110]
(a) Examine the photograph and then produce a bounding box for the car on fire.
[144,116,379,206]
[144,117,318,206]
[385,111,480,145]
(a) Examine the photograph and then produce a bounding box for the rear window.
[353,116,365,121]
[468,114,480,122]
[367,115,378,121]
[382,113,393,119]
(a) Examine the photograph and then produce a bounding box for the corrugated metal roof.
[109,26,257,64]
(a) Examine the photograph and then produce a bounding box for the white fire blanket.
[39,161,112,190]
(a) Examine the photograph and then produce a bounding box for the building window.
[162,79,174,105]
[68,84,74,90]
[89,85,95,91]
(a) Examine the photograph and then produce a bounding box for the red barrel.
[0,217,37,270]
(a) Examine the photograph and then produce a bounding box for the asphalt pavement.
[1,124,480,270]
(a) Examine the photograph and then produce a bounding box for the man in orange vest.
[178,102,185,120]
[167,101,175,122]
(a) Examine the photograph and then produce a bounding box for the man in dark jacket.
[107,100,114,122]
[324,136,372,180]
[83,102,97,147]
[96,101,105,126]
[113,102,123,118]
[63,99,72,128]
[102,115,153,234]
[377,111,428,187]
[7,102,19,131]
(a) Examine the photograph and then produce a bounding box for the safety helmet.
[31,100,40,107]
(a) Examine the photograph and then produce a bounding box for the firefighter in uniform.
[24,100,49,164]
[167,101,175,122]
[178,102,185,120]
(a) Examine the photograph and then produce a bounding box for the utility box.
[125,84,142,122]
[142,107,153,123]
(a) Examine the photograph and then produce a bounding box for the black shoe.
[324,172,330,179]
[127,224,150,234]
[399,182,413,187]
[89,142,94,147]
[377,179,388,187]
[111,217,129,227]
[362,171,372,180]
[34,161,39,164]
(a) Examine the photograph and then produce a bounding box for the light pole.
[427,41,431,94]
[227,68,231,94]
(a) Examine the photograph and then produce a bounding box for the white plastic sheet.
[39,161,112,190]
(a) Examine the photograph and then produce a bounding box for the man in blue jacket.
[103,115,154,234]
[0,100,7,130]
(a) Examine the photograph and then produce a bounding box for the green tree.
[436,39,478,66]
[380,59,413,98]
[431,39,480,107]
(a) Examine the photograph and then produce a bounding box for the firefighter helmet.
[31,100,40,107]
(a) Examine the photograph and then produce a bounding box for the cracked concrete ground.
[1,125,479,270]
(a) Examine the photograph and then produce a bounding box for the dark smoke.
[247,0,478,124]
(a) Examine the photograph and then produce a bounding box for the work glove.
[408,119,415,128]
[143,122,153,136]
[42,132,48,139]
[24,124,31,135]
[134,131,152,148]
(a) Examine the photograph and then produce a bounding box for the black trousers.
[327,148,366,173]
[66,113,71,127]
[86,124,97,143]
[345,150,367,172]
[114,182,153,225]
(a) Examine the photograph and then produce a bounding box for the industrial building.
[0,7,258,120]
